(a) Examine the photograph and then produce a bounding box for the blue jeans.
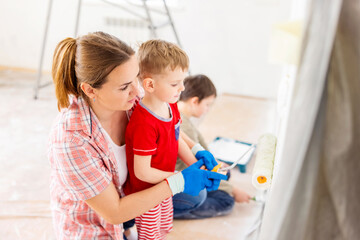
[173,189,234,219]
[123,218,135,240]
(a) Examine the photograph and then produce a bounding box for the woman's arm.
[134,154,174,183]
[85,160,228,225]
[85,181,172,225]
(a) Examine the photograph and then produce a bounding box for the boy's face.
[192,95,216,118]
[152,67,187,104]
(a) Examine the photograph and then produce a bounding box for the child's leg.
[173,188,207,219]
[123,218,136,240]
[160,197,173,235]
[135,204,162,240]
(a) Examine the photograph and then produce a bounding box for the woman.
[48,32,226,239]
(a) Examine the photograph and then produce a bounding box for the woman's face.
[94,55,140,111]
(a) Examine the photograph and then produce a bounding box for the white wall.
[172,0,292,99]
[0,0,292,99]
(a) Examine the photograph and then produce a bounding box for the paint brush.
[250,196,265,203]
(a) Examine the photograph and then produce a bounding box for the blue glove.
[195,150,218,171]
[181,159,228,196]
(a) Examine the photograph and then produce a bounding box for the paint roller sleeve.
[252,134,277,190]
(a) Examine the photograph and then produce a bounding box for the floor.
[0,68,276,239]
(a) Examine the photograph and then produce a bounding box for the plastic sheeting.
[0,72,57,238]
[259,0,360,239]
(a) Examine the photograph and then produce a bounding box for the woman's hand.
[181,159,228,196]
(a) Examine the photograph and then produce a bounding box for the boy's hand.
[195,150,218,171]
[232,188,251,203]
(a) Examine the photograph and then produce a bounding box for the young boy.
[123,40,200,240]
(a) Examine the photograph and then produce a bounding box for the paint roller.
[252,133,277,190]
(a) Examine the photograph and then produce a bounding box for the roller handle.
[211,164,222,172]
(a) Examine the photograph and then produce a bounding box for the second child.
[174,74,251,219]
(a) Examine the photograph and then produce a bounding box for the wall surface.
[0,0,292,98]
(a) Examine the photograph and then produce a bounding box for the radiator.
[103,16,150,47]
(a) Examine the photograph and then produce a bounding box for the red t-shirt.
[123,101,181,195]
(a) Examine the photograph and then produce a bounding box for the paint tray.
[208,137,256,173]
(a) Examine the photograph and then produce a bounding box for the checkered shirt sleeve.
[51,133,112,200]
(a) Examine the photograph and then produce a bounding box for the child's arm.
[178,135,197,166]
[180,130,218,171]
[180,130,196,149]
[134,154,175,184]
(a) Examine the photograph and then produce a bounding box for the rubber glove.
[195,150,218,171]
[182,159,228,196]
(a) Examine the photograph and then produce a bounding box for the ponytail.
[51,32,135,111]
[52,38,78,111]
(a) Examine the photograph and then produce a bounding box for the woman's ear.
[80,82,96,99]
[142,77,155,93]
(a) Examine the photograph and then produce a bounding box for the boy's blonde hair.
[137,39,189,79]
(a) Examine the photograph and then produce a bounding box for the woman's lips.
[128,98,136,103]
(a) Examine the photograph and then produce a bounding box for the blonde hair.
[52,32,135,110]
[137,39,189,79]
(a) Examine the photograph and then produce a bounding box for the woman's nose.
[131,80,140,96]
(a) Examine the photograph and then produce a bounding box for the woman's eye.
[171,84,177,87]
[120,85,129,91]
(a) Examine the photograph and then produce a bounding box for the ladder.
[34,0,183,99]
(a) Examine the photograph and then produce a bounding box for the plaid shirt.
[48,97,123,239]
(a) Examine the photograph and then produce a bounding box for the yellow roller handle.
[211,164,222,172]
